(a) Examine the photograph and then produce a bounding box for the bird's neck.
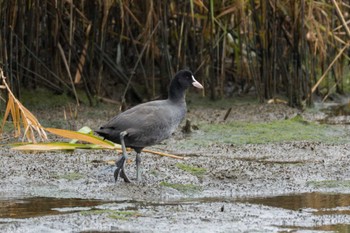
[168,80,186,102]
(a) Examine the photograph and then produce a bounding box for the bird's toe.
[114,167,121,182]
[120,168,131,183]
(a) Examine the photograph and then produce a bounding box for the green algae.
[59,172,85,181]
[21,88,74,109]
[176,163,206,177]
[308,180,350,189]
[80,209,139,220]
[175,115,348,149]
[187,93,258,109]
[160,182,202,194]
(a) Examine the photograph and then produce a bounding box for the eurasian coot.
[96,70,203,182]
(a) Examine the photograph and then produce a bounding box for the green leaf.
[45,127,115,149]
[69,126,94,144]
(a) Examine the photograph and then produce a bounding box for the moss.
[80,209,139,220]
[80,209,109,215]
[187,93,258,109]
[108,211,139,220]
[160,181,202,194]
[175,115,348,149]
[21,88,74,109]
[150,169,159,176]
[307,180,350,189]
[176,163,206,177]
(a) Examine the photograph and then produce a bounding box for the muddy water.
[2,192,350,229]
[0,197,110,218]
[240,192,350,214]
[241,193,350,231]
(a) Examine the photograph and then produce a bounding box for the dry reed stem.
[310,44,349,95]
[74,23,92,84]
[57,43,80,106]
[0,69,48,142]
[331,0,350,38]
[1,0,350,109]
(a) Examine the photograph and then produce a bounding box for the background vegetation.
[0,0,349,108]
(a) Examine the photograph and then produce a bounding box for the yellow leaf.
[1,69,47,142]
[1,95,13,131]
[11,142,106,151]
[45,127,116,149]
[69,126,93,144]
[14,100,21,134]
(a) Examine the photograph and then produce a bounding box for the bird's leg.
[114,131,131,183]
[136,153,142,182]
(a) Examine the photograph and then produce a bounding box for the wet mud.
[2,101,350,232]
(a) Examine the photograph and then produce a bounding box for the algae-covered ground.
[2,94,350,232]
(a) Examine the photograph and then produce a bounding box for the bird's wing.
[101,101,170,132]
[96,100,186,148]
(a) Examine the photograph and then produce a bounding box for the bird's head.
[175,70,203,90]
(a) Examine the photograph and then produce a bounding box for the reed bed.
[0,0,349,107]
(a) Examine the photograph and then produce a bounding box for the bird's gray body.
[96,99,186,152]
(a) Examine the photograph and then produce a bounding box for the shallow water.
[242,192,350,232]
[2,192,350,232]
[240,192,350,214]
[0,196,110,218]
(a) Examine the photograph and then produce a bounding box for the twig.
[94,44,143,102]
[57,42,80,106]
[96,96,121,105]
[331,0,350,38]
[310,44,349,95]
[0,61,63,92]
[223,107,232,121]
[122,21,161,101]
[142,148,186,160]
[74,23,92,84]
[117,146,185,160]
[10,30,73,92]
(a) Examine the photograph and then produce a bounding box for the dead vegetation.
[0,1,348,108]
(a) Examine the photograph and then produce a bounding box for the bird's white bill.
[192,75,203,89]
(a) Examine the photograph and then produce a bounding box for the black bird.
[96,70,203,182]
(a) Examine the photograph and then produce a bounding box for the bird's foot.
[114,156,131,183]
[120,168,131,183]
